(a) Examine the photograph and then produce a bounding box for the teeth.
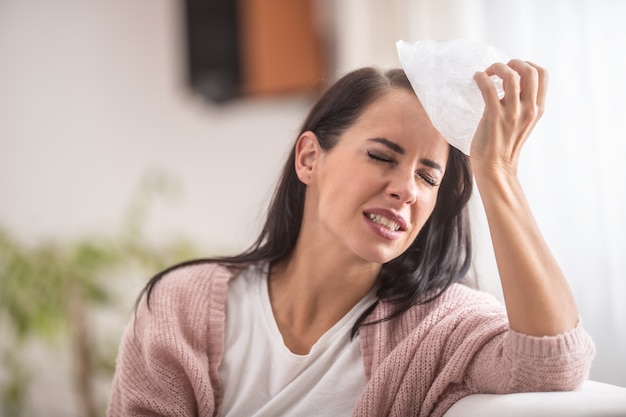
[368,213,400,231]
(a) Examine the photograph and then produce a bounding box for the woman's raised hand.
[470,60,548,176]
[469,60,579,336]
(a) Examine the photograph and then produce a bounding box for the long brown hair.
[140,67,473,333]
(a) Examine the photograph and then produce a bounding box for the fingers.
[473,70,501,110]
[507,59,537,106]
[525,61,549,116]
[470,59,549,166]
[487,62,523,107]
[475,60,547,121]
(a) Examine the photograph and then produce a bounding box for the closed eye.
[369,149,441,187]
[417,170,439,187]
[367,151,395,164]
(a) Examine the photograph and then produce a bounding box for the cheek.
[425,190,441,212]
[413,189,440,224]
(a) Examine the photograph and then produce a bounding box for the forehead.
[349,89,449,155]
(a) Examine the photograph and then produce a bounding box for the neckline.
[255,265,377,359]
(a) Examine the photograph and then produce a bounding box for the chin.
[358,246,405,265]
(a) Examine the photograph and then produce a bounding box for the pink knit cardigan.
[107,263,595,417]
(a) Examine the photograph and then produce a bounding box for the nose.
[388,170,418,205]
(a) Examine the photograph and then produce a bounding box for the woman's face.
[300,89,450,265]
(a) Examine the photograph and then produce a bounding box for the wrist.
[471,157,519,186]
[471,161,526,210]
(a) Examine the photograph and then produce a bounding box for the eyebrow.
[367,137,444,173]
[368,137,405,154]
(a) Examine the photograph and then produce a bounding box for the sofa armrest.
[444,380,626,417]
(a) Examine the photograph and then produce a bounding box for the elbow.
[511,340,596,393]
[504,322,597,393]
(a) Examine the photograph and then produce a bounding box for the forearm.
[474,169,579,336]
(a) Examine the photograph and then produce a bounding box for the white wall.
[0,0,311,255]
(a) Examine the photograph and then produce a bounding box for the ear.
[295,131,321,185]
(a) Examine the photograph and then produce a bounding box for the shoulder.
[150,262,233,301]
[369,284,508,349]
[377,283,505,324]
[136,262,238,326]
[424,283,504,321]
[360,283,508,378]
[437,283,504,311]
[128,262,242,356]
[422,283,508,334]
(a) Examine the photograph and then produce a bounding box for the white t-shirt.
[218,263,377,417]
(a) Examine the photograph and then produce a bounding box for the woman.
[107,61,595,417]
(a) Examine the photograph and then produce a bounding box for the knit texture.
[107,263,595,417]
[356,285,595,416]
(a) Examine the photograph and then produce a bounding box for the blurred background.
[1,0,624,415]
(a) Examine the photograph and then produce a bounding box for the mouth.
[367,213,401,231]
[364,209,407,232]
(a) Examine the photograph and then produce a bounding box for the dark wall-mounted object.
[183,0,241,103]
[182,0,326,104]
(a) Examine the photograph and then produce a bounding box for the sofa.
[443,380,626,416]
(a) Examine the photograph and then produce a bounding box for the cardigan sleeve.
[356,283,596,417]
[107,264,230,417]
[465,319,596,393]
[426,285,596,396]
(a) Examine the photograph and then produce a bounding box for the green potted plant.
[0,172,200,417]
